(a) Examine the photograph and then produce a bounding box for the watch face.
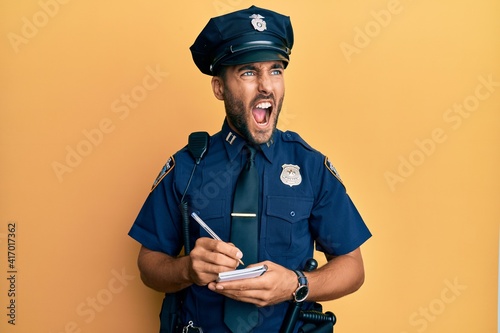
[295,285,309,302]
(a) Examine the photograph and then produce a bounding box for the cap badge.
[249,14,267,32]
[280,164,302,187]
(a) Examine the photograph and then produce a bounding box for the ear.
[211,76,224,101]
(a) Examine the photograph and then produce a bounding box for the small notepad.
[217,265,268,282]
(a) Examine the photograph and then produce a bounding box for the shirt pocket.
[191,199,228,241]
[265,196,314,257]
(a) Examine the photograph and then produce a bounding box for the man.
[129,6,371,332]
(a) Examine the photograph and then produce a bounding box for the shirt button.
[290,211,296,217]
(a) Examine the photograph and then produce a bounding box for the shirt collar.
[221,119,275,164]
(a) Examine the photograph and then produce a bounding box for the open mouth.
[252,101,272,126]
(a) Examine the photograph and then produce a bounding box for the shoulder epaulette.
[281,131,315,151]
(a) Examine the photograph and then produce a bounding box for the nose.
[257,73,272,95]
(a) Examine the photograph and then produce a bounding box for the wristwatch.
[292,270,309,302]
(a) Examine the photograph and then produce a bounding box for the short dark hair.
[214,65,228,80]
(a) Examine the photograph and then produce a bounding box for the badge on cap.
[280,164,302,187]
[249,14,267,32]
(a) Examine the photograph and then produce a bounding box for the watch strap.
[292,270,309,302]
[293,270,308,286]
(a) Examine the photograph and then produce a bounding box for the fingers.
[193,238,243,268]
[208,261,294,307]
[188,238,244,286]
[209,281,273,307]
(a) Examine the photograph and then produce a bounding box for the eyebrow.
[237,64,257,72]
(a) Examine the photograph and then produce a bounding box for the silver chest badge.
[280,164,302,187]
[249,14,267,32]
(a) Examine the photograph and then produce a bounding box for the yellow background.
[1,0,499,332]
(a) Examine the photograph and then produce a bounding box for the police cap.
[190,6,294,76]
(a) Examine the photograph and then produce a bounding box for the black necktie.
[224,145,259,332]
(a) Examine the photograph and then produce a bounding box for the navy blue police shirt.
[129,120,371,332]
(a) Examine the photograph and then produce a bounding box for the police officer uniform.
[129,6,371,333]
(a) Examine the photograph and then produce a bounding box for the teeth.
[256,102,271,109]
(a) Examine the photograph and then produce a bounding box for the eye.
[242,71,256,77]
[271,69,283,76]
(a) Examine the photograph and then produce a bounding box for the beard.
[223,89,283,145]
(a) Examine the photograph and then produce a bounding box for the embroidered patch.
[151,156,175,192]
[280,164,302,187]
[324,157,342,184]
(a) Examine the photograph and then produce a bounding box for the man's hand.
[188,237,244,286]
[137,238,243,293]
[205,248,366,307]
[207,261,296,307]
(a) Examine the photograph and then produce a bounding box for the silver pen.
[191,212,244,266]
